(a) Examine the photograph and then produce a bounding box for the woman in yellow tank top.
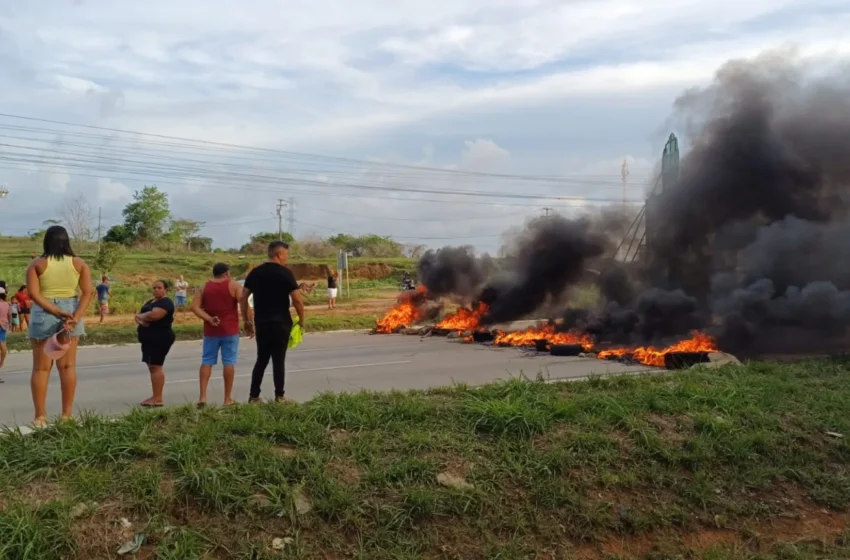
[25,226,94,427]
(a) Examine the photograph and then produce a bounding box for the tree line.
[39,185,424,265]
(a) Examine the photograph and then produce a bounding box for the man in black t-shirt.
[240,241,306,403]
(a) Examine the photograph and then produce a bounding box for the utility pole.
[276,199,287,240]
[621,158,629,207]
[96,207,102,252]
[287,197,295,238]
[542,207,554,219]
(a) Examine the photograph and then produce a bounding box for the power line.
[0,113,653,184]
[292,218,505,241]
[0,146,646,204]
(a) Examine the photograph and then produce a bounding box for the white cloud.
[459,139,511,172]
[0,0,847,250]
[97,177,132,203]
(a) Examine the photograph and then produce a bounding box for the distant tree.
[292,235,335,259]
[404,244,427,259]
[122,185,171,243]
[59,195,93,241]
[165,218,204,249]
[94,242,123,273]
[103,224,131,245]
[240,231,294,253]
[186,236,213,252]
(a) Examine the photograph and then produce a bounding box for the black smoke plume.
[417,246,494,298]
[477,215,606,325]
[418,50,850,356]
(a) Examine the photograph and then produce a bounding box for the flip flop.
[196,402,207,409]
[140,401,163,409]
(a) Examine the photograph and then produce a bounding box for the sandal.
[140,401,163,409]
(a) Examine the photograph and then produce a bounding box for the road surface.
[0,332,652,427]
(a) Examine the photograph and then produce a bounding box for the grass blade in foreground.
[0,359,849,559]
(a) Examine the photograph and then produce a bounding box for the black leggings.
[250,321,292,399]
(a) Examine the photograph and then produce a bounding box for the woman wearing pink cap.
[26,226,94,427]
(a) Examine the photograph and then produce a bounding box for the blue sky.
[0,0,848,251]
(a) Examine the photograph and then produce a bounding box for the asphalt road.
[0,332,652,427]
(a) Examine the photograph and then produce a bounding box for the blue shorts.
[175,295,187,306]
[0,327,6,343]
[202,335,239,366]
[29,298,85,340]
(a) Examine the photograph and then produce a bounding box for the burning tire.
[549,344,583,357]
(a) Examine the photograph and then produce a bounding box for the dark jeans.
[249,321,292,399]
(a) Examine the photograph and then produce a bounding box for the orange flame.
[375,286,427,333]
[597,331,717,367]
[493,324,595,351]
[436,302,488,331]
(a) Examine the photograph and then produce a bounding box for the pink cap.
[44,330,70,360]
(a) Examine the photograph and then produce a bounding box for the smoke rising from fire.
[417,247,494,298]
[415,50,850,356]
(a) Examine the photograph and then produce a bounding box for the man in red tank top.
[191,263,244,406]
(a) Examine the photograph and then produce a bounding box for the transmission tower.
[621,158,629,207]
[287,197,295,237]
[276,199,287,240]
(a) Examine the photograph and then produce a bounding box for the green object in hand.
[289,320,303,349]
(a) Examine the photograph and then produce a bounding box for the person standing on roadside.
[174,275,189,311]
[136,280,176,408]
[27,225,95,426]
[327,267,338,309]
[14,286,31,330]
[0,290,10,376]
[240,241,305,403]
[96,276,111,323]
[192,263,243,407]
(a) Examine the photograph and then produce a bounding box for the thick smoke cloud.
[417,246,494,298]
[478,215,606,324]
[416,50,850,356]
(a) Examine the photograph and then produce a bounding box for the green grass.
[0,235,413,314]
[1,360,849,558]
[4,315,380,351]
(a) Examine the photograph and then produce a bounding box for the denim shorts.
[29,298,85,340]
[0,327,6,343]
[175,295,187,306]
[202,334,240,366]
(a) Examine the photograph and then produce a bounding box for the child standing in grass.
[10,300,19,332]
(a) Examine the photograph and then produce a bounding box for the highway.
[0,331,652,427]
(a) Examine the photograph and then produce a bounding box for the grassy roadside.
[1,360,849,559]
[4,315,379,351]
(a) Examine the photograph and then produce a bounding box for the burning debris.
[436,302,488,332]
[374,286,437,334]
[492,324,594,352]
[375,50,850,365]
[597,332,718,367]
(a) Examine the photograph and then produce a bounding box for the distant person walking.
[27,225,94,426]
[192,263,243,407]
[136,280,176,408]
[327,267,338,309]
[174,275,189,311]
[240,241,305,403]
[0,290,11,378]
[96,276,111,323]
[14,286,31,330]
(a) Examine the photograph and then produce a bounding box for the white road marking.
[164,360,412,385]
